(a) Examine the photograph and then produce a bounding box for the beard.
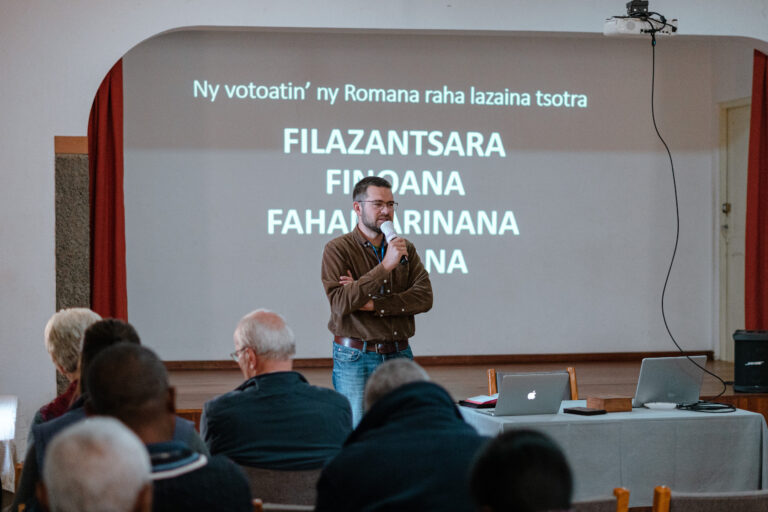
[360,207,390,234]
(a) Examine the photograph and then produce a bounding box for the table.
[460,400,768,507]
[0,396,17,493]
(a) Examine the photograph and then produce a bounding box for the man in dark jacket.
[315,359,487,512]
[201,309,352,470]
[87,343,253,512]
[15,320,209,512]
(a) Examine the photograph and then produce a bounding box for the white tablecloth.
[461,400,768,507]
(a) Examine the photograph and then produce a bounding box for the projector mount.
[604,0,677,37]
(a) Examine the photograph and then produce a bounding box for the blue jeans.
[332,342,414,425]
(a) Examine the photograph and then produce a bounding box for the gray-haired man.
[201,309,352,469]
[39,417,153,512]
[316,360,485,512]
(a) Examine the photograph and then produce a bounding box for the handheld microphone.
[380,221,408,265]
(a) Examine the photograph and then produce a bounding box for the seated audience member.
[39,417,152,512]
[14,319,206,512]
[201,309,352,469]
[36,308,101,425]
[34,319,206,462]
[86,343,252,512]
[31,319,145,470]
[469,429,573,512]
[315,359,487,512]
[14,319,143,512]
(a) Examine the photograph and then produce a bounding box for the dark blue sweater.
[315,381,488,512]
[201,371,352,469]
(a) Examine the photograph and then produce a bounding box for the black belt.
[334,336,409,354]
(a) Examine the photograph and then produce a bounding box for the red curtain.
[88,59,128,320]
[746,50,768,330]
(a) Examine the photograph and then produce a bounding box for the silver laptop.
[632,355,707,408]
[480,373,569,416]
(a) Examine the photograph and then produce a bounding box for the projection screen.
[123,30,714,360]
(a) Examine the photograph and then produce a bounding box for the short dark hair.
[86,343,169,426]
[470,429,573,512]
[353,176,391,202]
[80,319,141,394]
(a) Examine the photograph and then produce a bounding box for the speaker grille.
[734,330,768,393]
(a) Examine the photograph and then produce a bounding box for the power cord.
[677,400,736,413]
[614,10,677,35]
[645,23,728,402]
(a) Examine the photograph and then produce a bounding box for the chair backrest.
[175,408,202,431]
[253,499,314,512]
[240,466,321,505]
[264,504,313,512]
[15,461,23,492]
[487,367,578,400]
[654,486,671,512]
[573,487,630,512]
[653,485,768,512]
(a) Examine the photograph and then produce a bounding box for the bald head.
[234,309,296,360]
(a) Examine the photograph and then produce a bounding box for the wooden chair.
[653,486,671,512]
[253,499,314,512]
[572,487,630,512]
[240,466,321,505]
[487,366,578,399]
[653,485,768,512]
[14,461,23,492]
[175,408,202,431]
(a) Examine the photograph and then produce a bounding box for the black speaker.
[733,330,768,393]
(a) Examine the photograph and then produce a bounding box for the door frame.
[718,97,751,361]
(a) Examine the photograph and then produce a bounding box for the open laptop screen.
[632,355,707,407]
[492,373,569,416]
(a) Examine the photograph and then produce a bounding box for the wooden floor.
[170,359,735,410]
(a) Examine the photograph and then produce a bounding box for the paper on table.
[458,394,499,408]
[464,394,498,403]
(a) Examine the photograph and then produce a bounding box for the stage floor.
[170,359,734,410]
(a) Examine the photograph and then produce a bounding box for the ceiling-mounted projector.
[604,17,678,36]
[604,0,677,37]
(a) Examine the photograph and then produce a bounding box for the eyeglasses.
[358,200,398,211]
[230,347,248,362]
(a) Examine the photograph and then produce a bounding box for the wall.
[1,0,767,448]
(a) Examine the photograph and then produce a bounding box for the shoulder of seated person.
[296,382,347,399]
[204,388,249,411]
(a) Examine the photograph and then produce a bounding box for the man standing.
[321,176,433,423]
